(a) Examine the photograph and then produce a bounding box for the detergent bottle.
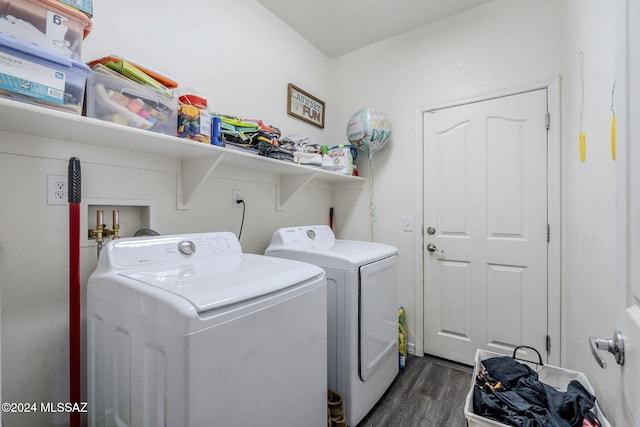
[399,306,407,370]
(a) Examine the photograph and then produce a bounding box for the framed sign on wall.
[287,83,325,128]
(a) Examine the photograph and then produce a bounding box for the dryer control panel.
[268,225,335,249]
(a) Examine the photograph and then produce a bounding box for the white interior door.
[616,0,640,423]
[423,90,549,365]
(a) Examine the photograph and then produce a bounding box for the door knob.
[426,243,444,254]
[589,330,624,368]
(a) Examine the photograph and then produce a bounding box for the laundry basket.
[464,348,611,427]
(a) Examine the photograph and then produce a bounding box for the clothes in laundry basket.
[473,356,599,427]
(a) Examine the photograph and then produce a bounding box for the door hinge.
[547,224,550,243]
[545,112,550,130]
[546,335,551,352]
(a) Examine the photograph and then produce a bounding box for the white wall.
[329,0,564,356]
[329,0,622,423]
[82,0,334,138]
[0,1,339,426]
[560,0,621,424]
[0,0,626,425]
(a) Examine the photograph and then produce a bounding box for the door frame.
[413,78,561,365]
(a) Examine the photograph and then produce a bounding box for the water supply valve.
[88,209,120,257]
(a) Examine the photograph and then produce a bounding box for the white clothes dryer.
[87,232,327,427]
[265,225,399,426]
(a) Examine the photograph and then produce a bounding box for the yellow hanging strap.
[579,52,586,163]
[611,115,616,161]
[611,81,616,161]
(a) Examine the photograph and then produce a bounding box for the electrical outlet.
[232,189,243,208]
[48,174,67,205]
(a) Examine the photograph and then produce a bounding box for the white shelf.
[0,98,365,208]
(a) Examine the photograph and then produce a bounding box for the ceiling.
[256,0,493,58]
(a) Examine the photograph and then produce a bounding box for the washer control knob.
[178,240,196,256]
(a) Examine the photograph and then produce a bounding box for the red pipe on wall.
[68,157,81,427]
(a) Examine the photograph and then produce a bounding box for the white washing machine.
[265,225,399,426]
[87,232,327,427]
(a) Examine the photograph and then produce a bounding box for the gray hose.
[133,228,160,237]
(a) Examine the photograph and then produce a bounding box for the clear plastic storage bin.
[0,0,92,59]
[85,69,178,136]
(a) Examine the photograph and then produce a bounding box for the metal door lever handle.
[589,330,624,368]
[426,243,444,254]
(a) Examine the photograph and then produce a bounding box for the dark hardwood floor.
[358,354,474,427]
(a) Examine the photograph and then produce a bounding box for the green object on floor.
[399,306,407,370]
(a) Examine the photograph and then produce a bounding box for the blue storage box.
[0,32,90,114]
